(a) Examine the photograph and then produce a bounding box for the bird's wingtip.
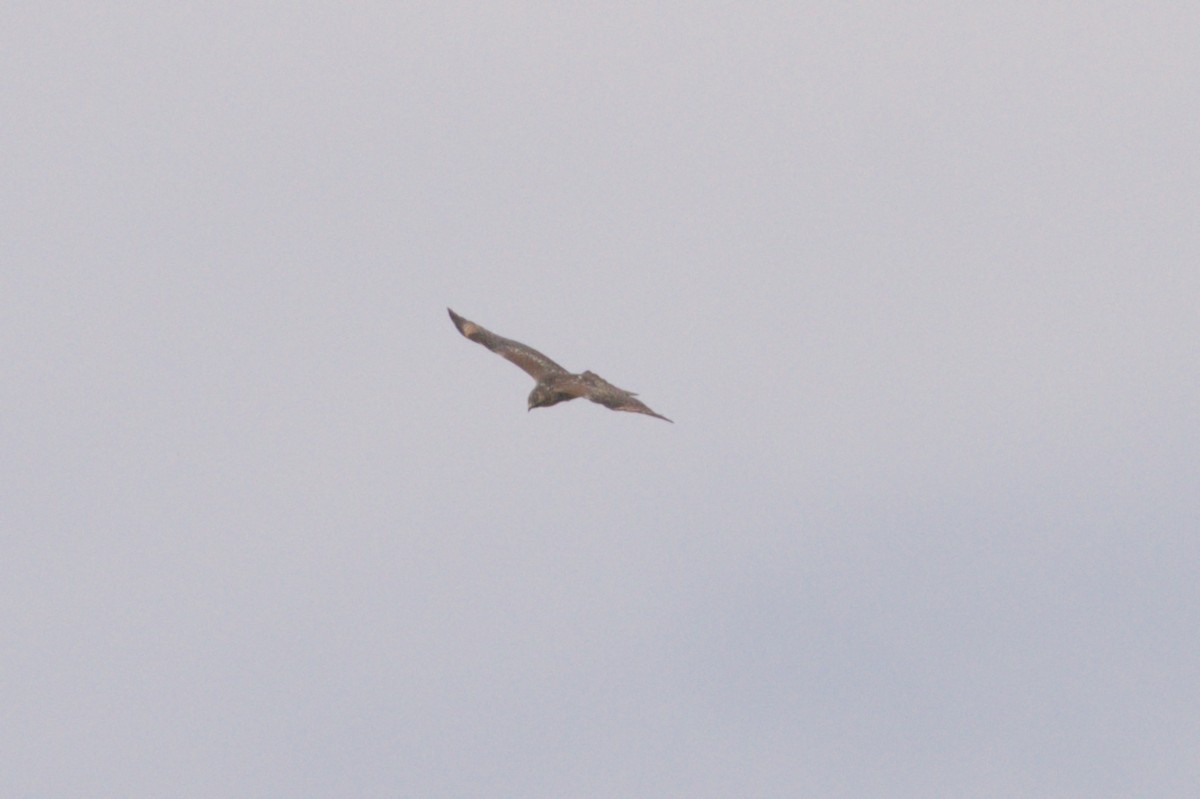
[447,308,472,336]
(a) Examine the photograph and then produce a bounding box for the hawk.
[448,308,672,422]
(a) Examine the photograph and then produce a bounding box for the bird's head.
[527,384,559,412]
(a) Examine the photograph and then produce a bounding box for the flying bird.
[448,308,672,422]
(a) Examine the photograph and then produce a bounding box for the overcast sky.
[4,4,1198,797]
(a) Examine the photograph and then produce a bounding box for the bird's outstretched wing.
[575,371,673,423]
[448,308,568,381]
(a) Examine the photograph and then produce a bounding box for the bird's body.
[448,308,672,422]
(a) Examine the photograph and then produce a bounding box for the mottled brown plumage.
[448,308,672,422]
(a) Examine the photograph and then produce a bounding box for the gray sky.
[4,4,1198,796]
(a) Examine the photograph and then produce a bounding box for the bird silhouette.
[448,308,672,422]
